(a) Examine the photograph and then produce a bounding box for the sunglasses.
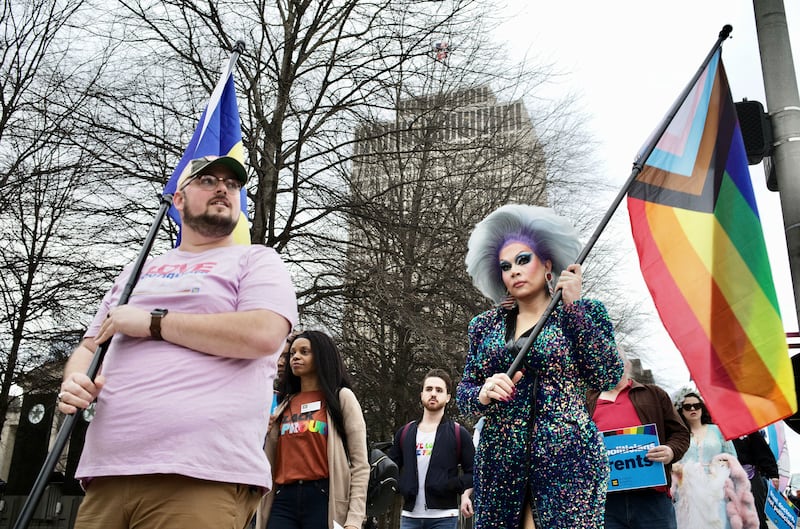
[681,402,703,411]
[499,252,533,272]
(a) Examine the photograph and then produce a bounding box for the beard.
[423,399,447,412]
[182,200,238,238]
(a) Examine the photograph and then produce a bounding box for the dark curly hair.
[677,391,713,427]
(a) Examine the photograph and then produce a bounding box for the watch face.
[82,402,96,423]
[28,403,45,424]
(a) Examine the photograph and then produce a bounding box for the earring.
[545,272,554,296]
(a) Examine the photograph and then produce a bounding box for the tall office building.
[352,86,545,205]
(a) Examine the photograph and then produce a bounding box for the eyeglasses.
[499,252,533,272]
[681,402,703,411]
[181,174,243,192]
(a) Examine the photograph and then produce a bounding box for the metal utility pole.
[753,0,800,327]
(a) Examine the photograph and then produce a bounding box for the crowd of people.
[54,161,794,529]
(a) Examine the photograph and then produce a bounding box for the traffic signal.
[735,99,776,191]
[735,99,772,165]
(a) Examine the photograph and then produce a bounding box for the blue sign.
[765,481,798,529]
[601,423,667,492]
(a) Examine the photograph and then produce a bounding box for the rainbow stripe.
[163,54,249,245]
[603,424,657,437]
[627,50,796,439]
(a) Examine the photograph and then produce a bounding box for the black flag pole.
[12,194,173,529]
[505,25,732,378]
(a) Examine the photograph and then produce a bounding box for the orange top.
[274,391,329,484]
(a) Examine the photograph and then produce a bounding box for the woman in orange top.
[257,330,369,529]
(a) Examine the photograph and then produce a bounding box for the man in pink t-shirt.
[57,156,298,529]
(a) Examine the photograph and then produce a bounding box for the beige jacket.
[255,387,369,529]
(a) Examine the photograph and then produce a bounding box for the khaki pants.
[75,474,261,529]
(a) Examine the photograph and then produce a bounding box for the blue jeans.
[266,479,328,529]
[604,490,677,529]
[399,515,458,529]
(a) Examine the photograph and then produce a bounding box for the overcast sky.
[494,0,800,472]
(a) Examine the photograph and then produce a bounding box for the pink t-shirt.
[77,245,298,490]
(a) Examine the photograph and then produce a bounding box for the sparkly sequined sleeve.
[456,311,500,418]
[560,298,622,391]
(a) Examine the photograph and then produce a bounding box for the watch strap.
[150,308,168,340]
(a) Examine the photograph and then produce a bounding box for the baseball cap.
[177,155,248,190]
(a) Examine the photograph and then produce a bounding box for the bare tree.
[0,148,119,435]
[0,0,87,194]
[0,0,74,133]
[0,0,133,436]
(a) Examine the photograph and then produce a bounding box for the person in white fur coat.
[671,390,759,529]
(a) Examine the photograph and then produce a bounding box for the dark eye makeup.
[499,252,533,272]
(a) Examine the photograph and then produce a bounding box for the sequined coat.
[456,299,622,529]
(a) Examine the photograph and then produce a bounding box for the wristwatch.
[150,308,169,340]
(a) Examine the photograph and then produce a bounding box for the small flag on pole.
[163,45,249,245]
[433,41,449,62]
[627,47,797,439]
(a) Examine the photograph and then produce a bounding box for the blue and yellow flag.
[163,50,249,245]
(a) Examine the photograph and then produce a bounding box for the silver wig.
[465,204,582,304]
